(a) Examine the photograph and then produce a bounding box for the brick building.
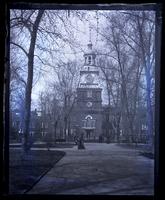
[70,41,103,141]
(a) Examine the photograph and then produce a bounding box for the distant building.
[10,109,40,141]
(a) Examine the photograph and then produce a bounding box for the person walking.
[78,131,85,150]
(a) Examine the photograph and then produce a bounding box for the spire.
[88,24,92,50]
[89,24,92,43]
[83,24,96,66]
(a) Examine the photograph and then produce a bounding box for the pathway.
[27,143,154,195]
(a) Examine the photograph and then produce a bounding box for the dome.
[84,42,96,55]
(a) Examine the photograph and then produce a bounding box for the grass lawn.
[9,149,65,194]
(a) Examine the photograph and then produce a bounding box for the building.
[10,109,40,141]
[71,41,103,141]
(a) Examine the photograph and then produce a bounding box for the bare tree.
[120,11,155,145]
[97,57,122,142]
[54,61,80,140]
[10,10,44,152]
[97,11,154,143]
[38,89,62,144]
[10,9,84,151]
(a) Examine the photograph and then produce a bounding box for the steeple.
[74,25,103,142]
[84,42,96,66]
[87,25,92,50]
[83,25,96,66]
[79,38,100,88]
[87,42,92,51]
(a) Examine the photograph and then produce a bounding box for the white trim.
[85,115,92,119]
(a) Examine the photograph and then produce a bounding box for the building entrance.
[82,115,95,140]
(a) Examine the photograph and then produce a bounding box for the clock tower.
[75,41,102,141]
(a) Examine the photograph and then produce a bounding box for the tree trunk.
[121,81,133,143]
[64,116,67,140]
[145,64,153,146]
[54,121,58,143]
[137,15,154,146]
[68,119,71,141]
[23,10,44,153]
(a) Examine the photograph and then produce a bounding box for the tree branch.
[11,42,29,57]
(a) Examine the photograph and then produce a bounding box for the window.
[82,120,86,127]
[91,120,95,128]
[88,56,91,64]
[82,115,96,128]
[87,90,92,98]
[85,56,87,64]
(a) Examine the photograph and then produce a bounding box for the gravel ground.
[28,143,154,195]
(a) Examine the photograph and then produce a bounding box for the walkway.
[27,143,154,195]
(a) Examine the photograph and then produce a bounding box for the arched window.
[82,115,95,128]
[85,115,92,120]
[85,56,87,64]
[88,56,91,64]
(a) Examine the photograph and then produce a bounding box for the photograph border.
[1,1,163,199]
